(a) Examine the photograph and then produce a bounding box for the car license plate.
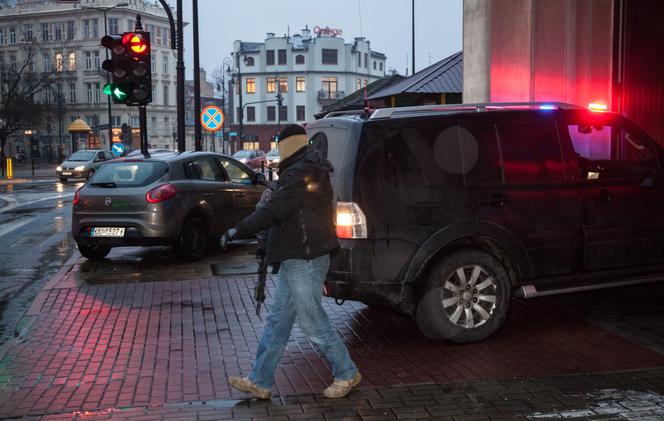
[62,172,72,175]
[91,227,125,237]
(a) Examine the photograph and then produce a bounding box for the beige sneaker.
[228,376,272,399]
[323,371,362,399]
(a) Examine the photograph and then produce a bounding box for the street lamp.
[220,56,231,154]
[80,2,128,152]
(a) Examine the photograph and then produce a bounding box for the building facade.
[0,0,177,161]
[230,26,386,152]
[463,0,664,146]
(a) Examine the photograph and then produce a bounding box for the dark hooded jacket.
[235,145,339,264]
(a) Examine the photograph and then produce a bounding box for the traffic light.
[277,93,283,107]
[101,31,152,106]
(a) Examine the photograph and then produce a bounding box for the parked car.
[126,148,176,157]
[71,151,265,261]
[265,148,280,168]
[307,102,664,343]
[57,150,115,182]
[232,149,267,170]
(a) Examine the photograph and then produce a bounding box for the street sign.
[229,131,237,137]
[200,106,224,132]
[112,143,125,156]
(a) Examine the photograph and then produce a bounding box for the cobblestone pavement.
[1,244,664,419]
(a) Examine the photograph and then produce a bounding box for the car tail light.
[335,201,367,239]
[146,183,177,203]
[72,188,81,205]
[588,101,608,112]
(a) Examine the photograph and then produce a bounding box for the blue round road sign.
[201,105,224,132]
[112,143,125,156]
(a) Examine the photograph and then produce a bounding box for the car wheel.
[59,177,68,183]
[174,217,208,261]
[77,242,111,260]
[86,169,95,180]
[416,249,511,343]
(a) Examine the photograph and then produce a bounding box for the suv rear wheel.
[416,250,511,343]
[174,217,208,261]
[77,242,111,260]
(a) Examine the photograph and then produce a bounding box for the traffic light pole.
[176,0,186,152]
[193,0,202,151]
[103,10,113,151]
[139,105,149,158]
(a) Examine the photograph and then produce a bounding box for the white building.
[230,26,386,152]
[0,0,177,160]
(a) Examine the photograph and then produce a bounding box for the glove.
[220,228,238,250]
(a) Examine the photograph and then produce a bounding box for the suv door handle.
[478,194,508,207]
[589,188,613,202]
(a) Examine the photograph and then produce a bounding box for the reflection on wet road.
[0,180,82,345]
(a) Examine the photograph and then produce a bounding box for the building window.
[55,53,64,71]
[245,56,254,66]
[42,53,52,72]
[94,83,101,103]
[0,28,5,45]
[54,22,63,41]
[151,116,157,135]
[23,24,33,42]
[9,55,16,72]
[246,106,255,122]
[41,23,49,41]
[127,20,134,32]
[164,117,171,136]
[85,52,92,70]
[131,115,139,128]
[69,82,76,103]
[162,53,169,74]
[295,54,305,65]
[296,76,305,92]
[246,77,255,94]
[8,27,15,44]
[322,77,338,96]
[278,49,287,65]
[266,77,276,93]
[364,53,368,68]
[267,106,275,122]
[66,21,75,40]
[94,51,100,69]
[296,105,305,121]
[151,53,156,73]
[266,50,275,66]
[278,77,288,93]
[373,61,376,70]
[379,62,383,71]
[357,52,361,67]
[108,18,119,34]
[243,142,260,150]
[112,116,121,127]
[278,106,287,122]
[86,115,98,129]
[86,83,93,103]
[322,49,338,65]
[92,19,99,38]
[156,26,162,45]
[163,84,169,105]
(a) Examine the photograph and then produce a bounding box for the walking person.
[220,124,361,399]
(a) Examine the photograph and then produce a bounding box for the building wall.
[0,0,177,160]
[230,28,386,152]
[463,0,614,108]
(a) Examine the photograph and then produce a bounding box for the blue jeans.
[248,254,358,389]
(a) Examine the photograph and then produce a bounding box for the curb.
[0,251,81,361]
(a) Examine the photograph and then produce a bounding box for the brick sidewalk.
[1,246,664,419]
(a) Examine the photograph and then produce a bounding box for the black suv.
[306,102,664,343]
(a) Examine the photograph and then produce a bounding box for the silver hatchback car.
[57,150,115,182]
[71,151,265,261]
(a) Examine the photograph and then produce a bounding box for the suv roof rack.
[322,109,369,119]
[369,102,585,120]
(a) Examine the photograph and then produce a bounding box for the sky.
[179,0,463,82]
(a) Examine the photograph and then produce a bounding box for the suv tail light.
[335,201,367,239]
[72,188,81,205]
[146,183,177,203]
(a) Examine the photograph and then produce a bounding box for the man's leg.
[247,260,297,389]
[290,256,358,382]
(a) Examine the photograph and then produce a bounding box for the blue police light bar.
[539,104,557,110]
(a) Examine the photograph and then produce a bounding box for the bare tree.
[0,35,67,163]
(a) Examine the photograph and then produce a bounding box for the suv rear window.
[89,161,168,187]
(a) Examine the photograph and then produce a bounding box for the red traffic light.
[122,32,149,54]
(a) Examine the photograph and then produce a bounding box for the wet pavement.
[0,239,663,419]
[0,179,81,346]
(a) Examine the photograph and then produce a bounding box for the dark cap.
[277,124,306,143]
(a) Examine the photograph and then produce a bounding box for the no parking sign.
[201,106,224,132]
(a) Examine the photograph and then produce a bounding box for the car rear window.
[89,161,168,187]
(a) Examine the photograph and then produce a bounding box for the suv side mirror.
[254,172,266,185]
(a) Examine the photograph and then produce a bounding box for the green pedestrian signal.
[103,83,129,102]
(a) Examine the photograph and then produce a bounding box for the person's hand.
[220,228,238,250]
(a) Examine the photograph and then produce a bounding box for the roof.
[368,51,462,100]
[314,74,405,118]
[67,119,92,133]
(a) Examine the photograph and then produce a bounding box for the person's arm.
[235,168,308,237]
